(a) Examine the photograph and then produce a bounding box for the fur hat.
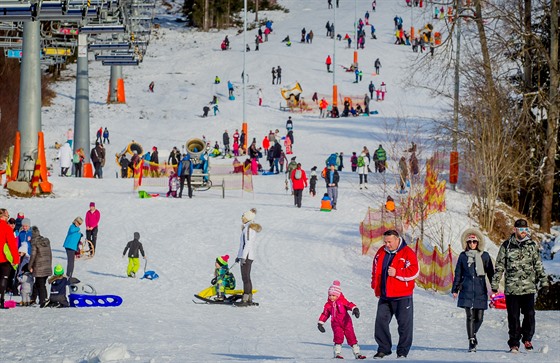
[21,218,31,226]
[18,242,28,255]
[242,208,257,223]
[216,255,229,266]
[328,280,342,297]
[460,228,485,251]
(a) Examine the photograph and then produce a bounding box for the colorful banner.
[413,239,456,294]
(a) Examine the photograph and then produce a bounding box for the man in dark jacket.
[223,130,230,155]
[323,164,340,209]
[168,147,180,166]
[177,154,193,199]
[119,154,130,178]
[122,232,146,278]
[90,142,105,179]
[272,141,282,174]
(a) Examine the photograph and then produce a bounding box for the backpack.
[294,169,302,180]
[73,153,80,164]
[225,272,236,289]
[327,153,338,166]
[180,159,191,176]
[357,156,365,167]
[321,167,327,178]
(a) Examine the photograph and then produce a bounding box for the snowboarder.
[317,280,366,359]
[122,232,146,278]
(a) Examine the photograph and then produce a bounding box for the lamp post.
[332,1,337,108]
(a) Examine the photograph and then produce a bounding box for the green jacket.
[491,235,548,295]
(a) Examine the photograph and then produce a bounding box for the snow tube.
[69,294,123,308]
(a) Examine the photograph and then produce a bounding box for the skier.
[317,280,366,359]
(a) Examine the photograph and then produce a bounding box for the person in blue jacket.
[177,153,194,198]
[63,217,83,279]
[228,81,234,97]
[452,228,495,352]
[18,218,33,255]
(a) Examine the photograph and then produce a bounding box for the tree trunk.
[203,0,209,31]
[541,0,559,232]
[522,0,532,89]
[255,0,259,22]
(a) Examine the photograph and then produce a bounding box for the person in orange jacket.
[320,193,333,212]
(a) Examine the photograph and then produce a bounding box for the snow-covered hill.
[1,0,558,362]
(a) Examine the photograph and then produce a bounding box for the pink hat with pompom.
[328,280,342,297]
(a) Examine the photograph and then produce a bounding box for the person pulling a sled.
[317,280,366,359]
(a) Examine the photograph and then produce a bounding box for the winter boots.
[468,338,477,352]
[352,344,366,359]
[333,344,343,359]
[215,290,225,302]
[0,298,6,309]
[235,293,256,307]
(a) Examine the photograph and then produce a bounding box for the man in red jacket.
[371,230,419,359]
[290,163,308,208]
[0,208,19,309]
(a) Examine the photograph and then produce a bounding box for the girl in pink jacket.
[317,281,366,359]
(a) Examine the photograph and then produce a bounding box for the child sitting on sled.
[211,255,235,301]
[320,193,333,212]
[47,264,69,308]
[317,280,365,359]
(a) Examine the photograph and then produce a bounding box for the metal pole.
[452,3,461,191]
[74,33,91,164]
[354,0,357,49]
[18,21,42,181]
[243,0,247,124]
[333,4,336,85]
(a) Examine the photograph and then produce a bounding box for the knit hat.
[54,264,64,276]
[18,242,28,254]
[89,202,95,207]
[22,218,30,226]
[17,212,24,219]
[328,280,342,297]
[311,166,317,171]
[216,255,230,266]
[74,216,83,225]
[514,219,528,228]
[242,208,257,223]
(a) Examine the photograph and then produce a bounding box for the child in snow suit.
[47,265,69,308]
[17,243,33,306]
[122,232,146,278]
[167,171,179,197]
[309,166,318,196]
[320,193,333,212]
[318,281,365,359]
[212,255,235,301]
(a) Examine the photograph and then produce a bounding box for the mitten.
[235,257,240,263]
[352,307,360,319]
[211,277,217,285]
[317,323,325,333]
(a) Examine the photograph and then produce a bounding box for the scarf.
[465,249,485,277]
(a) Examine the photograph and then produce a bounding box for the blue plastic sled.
[69,294,123,308]
[261,171,276,175]
[142,270,159,280]
[229,95,235,100]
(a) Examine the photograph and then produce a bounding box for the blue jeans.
[273,158,279,173]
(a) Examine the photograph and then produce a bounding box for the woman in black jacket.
[452,228,495,352]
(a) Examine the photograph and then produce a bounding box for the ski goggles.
[516,227,530,233]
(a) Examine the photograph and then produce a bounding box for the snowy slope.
[1,0,559,362]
